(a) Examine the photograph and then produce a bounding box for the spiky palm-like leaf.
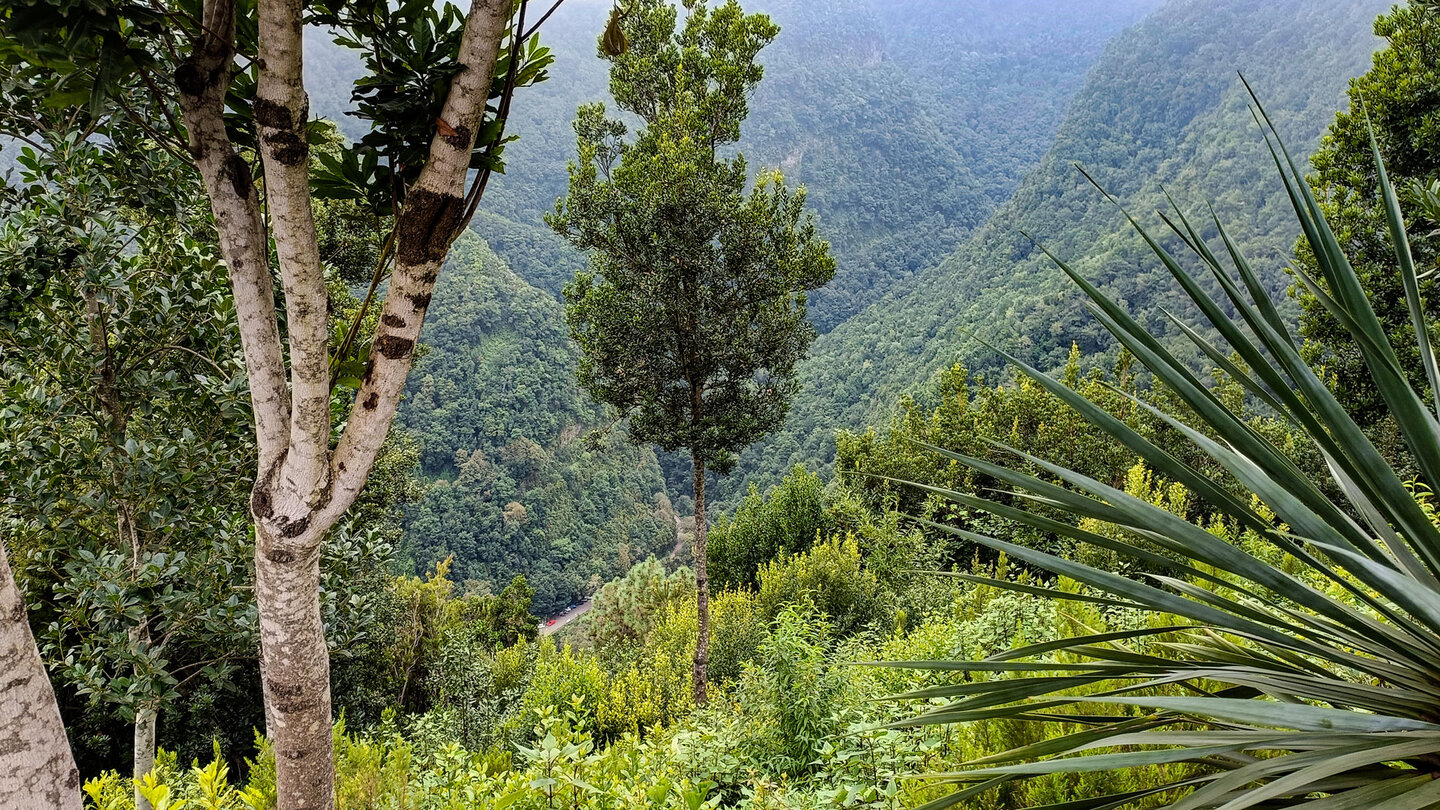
[887,93,1440,809]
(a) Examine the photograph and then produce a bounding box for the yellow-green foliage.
[1075,461,1190,574]
[85,709,723,810]
[643,587,765,685]
[521,587,760,739]
[84,747,268,810]
[522,637,693,740]
[709,588,765,683]
[756,534,886,635]
[83,551,1192,810]
[597,641,693,735]
[523,641,608,725]
[83,584,1190,810]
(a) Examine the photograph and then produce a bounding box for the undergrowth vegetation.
[83,539,1196,809]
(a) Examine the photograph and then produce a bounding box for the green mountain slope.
[739,0,1161,331]
[308,0,1160,330]
[727,0,1391,496]
[398,235,675,615]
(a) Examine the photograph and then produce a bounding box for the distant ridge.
[727,0,1392,498]
[305,0,1160,329]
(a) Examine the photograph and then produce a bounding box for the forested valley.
[4,0,1440,809]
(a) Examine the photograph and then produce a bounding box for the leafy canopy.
[1296,0,1440,455]
[547,0,834,470]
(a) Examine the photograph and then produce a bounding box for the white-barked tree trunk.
[176,0,514,807]
[0,541,81,810]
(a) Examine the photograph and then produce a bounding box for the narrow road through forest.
[539,599,591,636]
[539,508,694,636]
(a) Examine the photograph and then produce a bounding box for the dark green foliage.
[542,1,1154,327]
[328,558,538,743]
[0,131,257,771]
[741,0,1162,332]
[840,355,1137,538]
[549,0,835,470]
[709,466,831,588]
[0,126,417,774]
[1296,0,1440,460]
[587,557,694,654]
[399,235,581,474]
[472,574,539,650]
[0,0,170,119]
[550,0,837,703]
[399,235,673,616]
[843,355,1179,562]
[727,0,1392,499]
[307,0,555,213]
[294,0,1171,530]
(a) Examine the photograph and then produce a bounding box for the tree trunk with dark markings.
[175,0,514,806]
[254,524,334,807]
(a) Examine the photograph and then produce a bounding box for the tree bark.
[0,541,80,810]
[133,703,157,810]
[691,454,710,705]
[256,0,332,496]
[178,2,512,807]
[177,0,290,472]
[254,524,333,809]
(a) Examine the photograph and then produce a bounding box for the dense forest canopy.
[296,0,1180,576]
[300,0,1403,605]
[724,0,1393,498]
[7,0,1440,808]
[397,235,675,615]
[307,0,1160,329]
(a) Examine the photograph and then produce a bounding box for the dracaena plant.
[884,93,1440,809]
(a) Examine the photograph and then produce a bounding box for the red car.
[546,619,557,626]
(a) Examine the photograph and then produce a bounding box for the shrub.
[586,556,694,655]
[643,588,764,686]
[740,604,846,778]
[709,466,832,588]
[756,534,887,636]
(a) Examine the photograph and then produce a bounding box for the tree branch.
[176,0,290,472]
[120,344,232,380]
[521,0,566,39]
[256,0,332,502]
[329,225,398,392]
[326,0,514,523]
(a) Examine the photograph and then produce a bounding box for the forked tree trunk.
[177,0,511,806]
[691,454,710,705]
[0,542,80,809]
